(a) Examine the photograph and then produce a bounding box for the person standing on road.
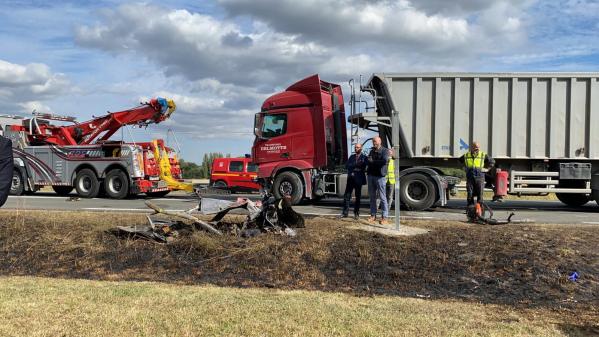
[338,143,367,219]
[459,141,493,206]
[367,136,390,224]
[385,148,396,209]
[0,135,13,207]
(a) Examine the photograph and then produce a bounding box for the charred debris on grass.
[109,195,305,243]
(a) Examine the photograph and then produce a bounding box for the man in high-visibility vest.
[459,141,494,206]
[385,149,396,208]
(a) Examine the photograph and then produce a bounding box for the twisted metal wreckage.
[109,191,305,243]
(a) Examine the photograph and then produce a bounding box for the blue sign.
[459,138,469,151]
[568,271,579,282]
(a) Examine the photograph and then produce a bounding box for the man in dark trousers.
[0,135,13,207]
[367,136,390,224]
[459,141,493,206]
[339,143,367,220]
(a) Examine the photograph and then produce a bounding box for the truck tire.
[214,180,228,188]
[104,169,130,199]
[273,171,303,205]
[75,168,100,198]
[399,173,436,211]
[52,186,73,196]
[10,169,24,196]
[146,190,170,198]
[556,181,589,207]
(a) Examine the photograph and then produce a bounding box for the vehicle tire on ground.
[52,186,73,196]
[74,168,100,198]
[213,180,228,188]
[399,173,436,211]
[103,169,130,199]
[10,168,24,196]
[556,180,589,207]
[146,190,170,198]
[273,171,303,205]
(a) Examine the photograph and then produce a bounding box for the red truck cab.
[210,157,260,192]
[252,74,347,204]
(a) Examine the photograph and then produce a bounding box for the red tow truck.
[3,98,181,198]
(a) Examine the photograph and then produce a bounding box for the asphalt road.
[3,191,599,225]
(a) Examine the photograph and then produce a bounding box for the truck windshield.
[259,114,287,138]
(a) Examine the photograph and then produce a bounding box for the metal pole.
[392,110,400,230]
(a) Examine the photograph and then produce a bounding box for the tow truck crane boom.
[24,97,176,146]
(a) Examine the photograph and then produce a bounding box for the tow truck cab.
[252,74,348,204]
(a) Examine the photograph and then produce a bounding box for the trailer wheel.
[75,168,100,198]
[399,173,436,211]
[104,169,130,199]
[146,191,170,198]
[52,186,73,196]
[273,171,303,205]
[556,180,589,207]
[10,169,24,196]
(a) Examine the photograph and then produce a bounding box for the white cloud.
[134,78,268,139]
[218,0,529,53]
[0,59,70,113]
[75,4,329,87]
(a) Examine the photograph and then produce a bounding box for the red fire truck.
[210,157,260,192]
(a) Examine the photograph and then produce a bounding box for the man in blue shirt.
[339,143,367,219]
[367,136,389,224]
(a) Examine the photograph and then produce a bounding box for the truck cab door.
[253,113,292,164]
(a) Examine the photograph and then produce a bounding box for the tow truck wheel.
[52,186,73,196]
[74,168,100,198]
[273,171,303,205]
[104,169,130,199]
[10,169,24,196]
[399,173,436,211]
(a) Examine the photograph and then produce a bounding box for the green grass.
[0,276,582,337]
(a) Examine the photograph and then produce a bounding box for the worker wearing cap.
[0,135,13,207]
[459,141,493,206]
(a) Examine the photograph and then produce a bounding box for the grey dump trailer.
[348,72,599,210]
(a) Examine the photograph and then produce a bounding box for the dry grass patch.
[0,210,597,329]
[0,276,594,337]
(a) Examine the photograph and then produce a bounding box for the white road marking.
[582,221,599,225]
[9,195,99,200]
[82,207,186,212]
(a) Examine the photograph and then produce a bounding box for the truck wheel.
[104,169,130,199]
[556,193,589,207]
[273,171,303,205]
[75,168,100,198]
[146,191,170,198]
[52,186,73,196]
[10,169,24,196]
[399,173,436,211]
[556,181,589,207]
[214,180,228,188]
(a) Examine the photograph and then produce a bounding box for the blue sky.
[1,0,598,163]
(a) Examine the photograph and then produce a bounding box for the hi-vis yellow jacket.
[387,158,395,184]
